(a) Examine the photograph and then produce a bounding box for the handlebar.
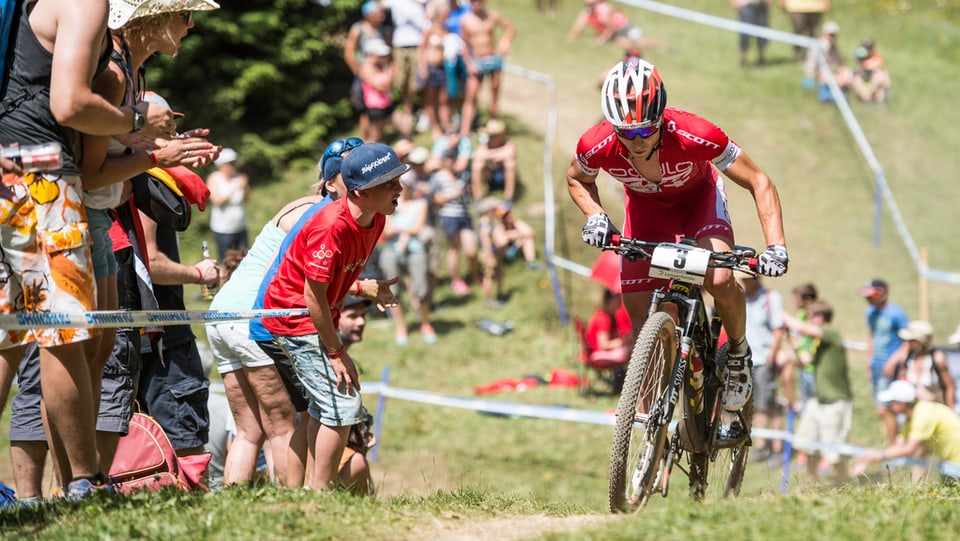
[603,234,758,277]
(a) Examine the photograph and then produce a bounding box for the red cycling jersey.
[574,107,743,292]
[575,107,740,200]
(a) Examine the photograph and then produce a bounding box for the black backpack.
[0,0,21,97]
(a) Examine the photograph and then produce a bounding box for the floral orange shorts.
[0,171,95,348]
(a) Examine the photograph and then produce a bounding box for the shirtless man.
[458,0,515,138]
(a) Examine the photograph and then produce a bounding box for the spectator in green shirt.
[783,300,852,484]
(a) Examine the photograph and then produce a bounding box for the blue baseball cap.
[341,143,410,192]
[322,155,343,182]
[361,0,379,16]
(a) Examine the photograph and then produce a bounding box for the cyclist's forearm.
[753,178,786,247]
[566,165,604,216]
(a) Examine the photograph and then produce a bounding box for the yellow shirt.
[903,401,960,463]
[783,0,829,12]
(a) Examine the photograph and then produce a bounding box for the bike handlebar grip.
[610,234,621,246]
[748,258,759,271]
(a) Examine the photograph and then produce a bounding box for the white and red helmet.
[600,59,667,129]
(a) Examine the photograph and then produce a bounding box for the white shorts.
[206,321,275,374]
[794,398,853,464]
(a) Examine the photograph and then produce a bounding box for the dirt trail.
[397,512,618,541]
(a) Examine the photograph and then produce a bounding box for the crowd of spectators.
[739,276,960,485]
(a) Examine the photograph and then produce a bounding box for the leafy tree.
[149,0,360,180]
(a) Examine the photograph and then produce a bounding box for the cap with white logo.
[341,143,410,191]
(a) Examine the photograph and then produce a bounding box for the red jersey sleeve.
[663,108,741,170]
[575,123,618,177]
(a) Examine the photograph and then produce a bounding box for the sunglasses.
[323,137,363,162]
[320,137,364,177]
[177,11,192,24]
[615,122,661,140]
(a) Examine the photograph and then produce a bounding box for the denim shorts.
[439,214,473,237]
[86,206,118,280]
[9,343,43,441]
[870,364,893,408]
[138,340,210,450]
[206,321,275,374]
[272,333,364,426]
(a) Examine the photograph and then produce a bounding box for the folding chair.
[574,317,628,396]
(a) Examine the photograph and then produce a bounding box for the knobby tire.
[608,312,677,513]
[688,344,754,500]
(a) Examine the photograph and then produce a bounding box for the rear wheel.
[608,312,677,513]
[688,345,754,500]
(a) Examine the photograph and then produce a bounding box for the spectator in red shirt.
[586,288,632,367]
[262,142,403,490]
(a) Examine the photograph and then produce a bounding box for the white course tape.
[0,308,308,330]
[359,383,960,478]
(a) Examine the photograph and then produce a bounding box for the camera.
[0,142,64,173]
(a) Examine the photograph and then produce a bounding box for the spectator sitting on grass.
[476,197,506,308]
[492,201,540,270]
[851,39,891,104]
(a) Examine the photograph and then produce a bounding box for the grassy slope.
[3,0,960,538]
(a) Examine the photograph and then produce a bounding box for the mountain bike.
[605,235,758,513]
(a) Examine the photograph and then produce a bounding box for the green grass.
[3,0,960,538]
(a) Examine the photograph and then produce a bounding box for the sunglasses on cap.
[321,137,364,172]
[323,137,364,161]
[615,121,661,140]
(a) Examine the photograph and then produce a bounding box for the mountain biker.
[565,58,788,412]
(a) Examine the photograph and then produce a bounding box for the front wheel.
[608,312,677,513]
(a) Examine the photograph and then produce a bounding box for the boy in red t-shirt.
[263,142,404,490]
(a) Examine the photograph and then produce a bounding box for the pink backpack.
[108,412,210,495]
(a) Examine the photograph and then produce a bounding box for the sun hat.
[877,380,917,404]
[340,143,410,192]
[947,324,960,346]
[407,146,429,165]
[858,278,888,298]
[898,320,935,344]
[480,119,507,137]
[495,201,512,217]
[214,147,238,166]
[109,0,221,30]
[476,196,501,215]
[822,21,840,35]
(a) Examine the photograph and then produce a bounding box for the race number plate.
[648,243,710,285]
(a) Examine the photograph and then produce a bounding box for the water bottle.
[200,240,217,300]
[689,352,705,414]
[1,142,64,172]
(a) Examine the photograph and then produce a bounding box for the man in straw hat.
[0,0,177,500]
[472,118,517,201]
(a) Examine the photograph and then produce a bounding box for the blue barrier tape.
[0,308,308,330]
